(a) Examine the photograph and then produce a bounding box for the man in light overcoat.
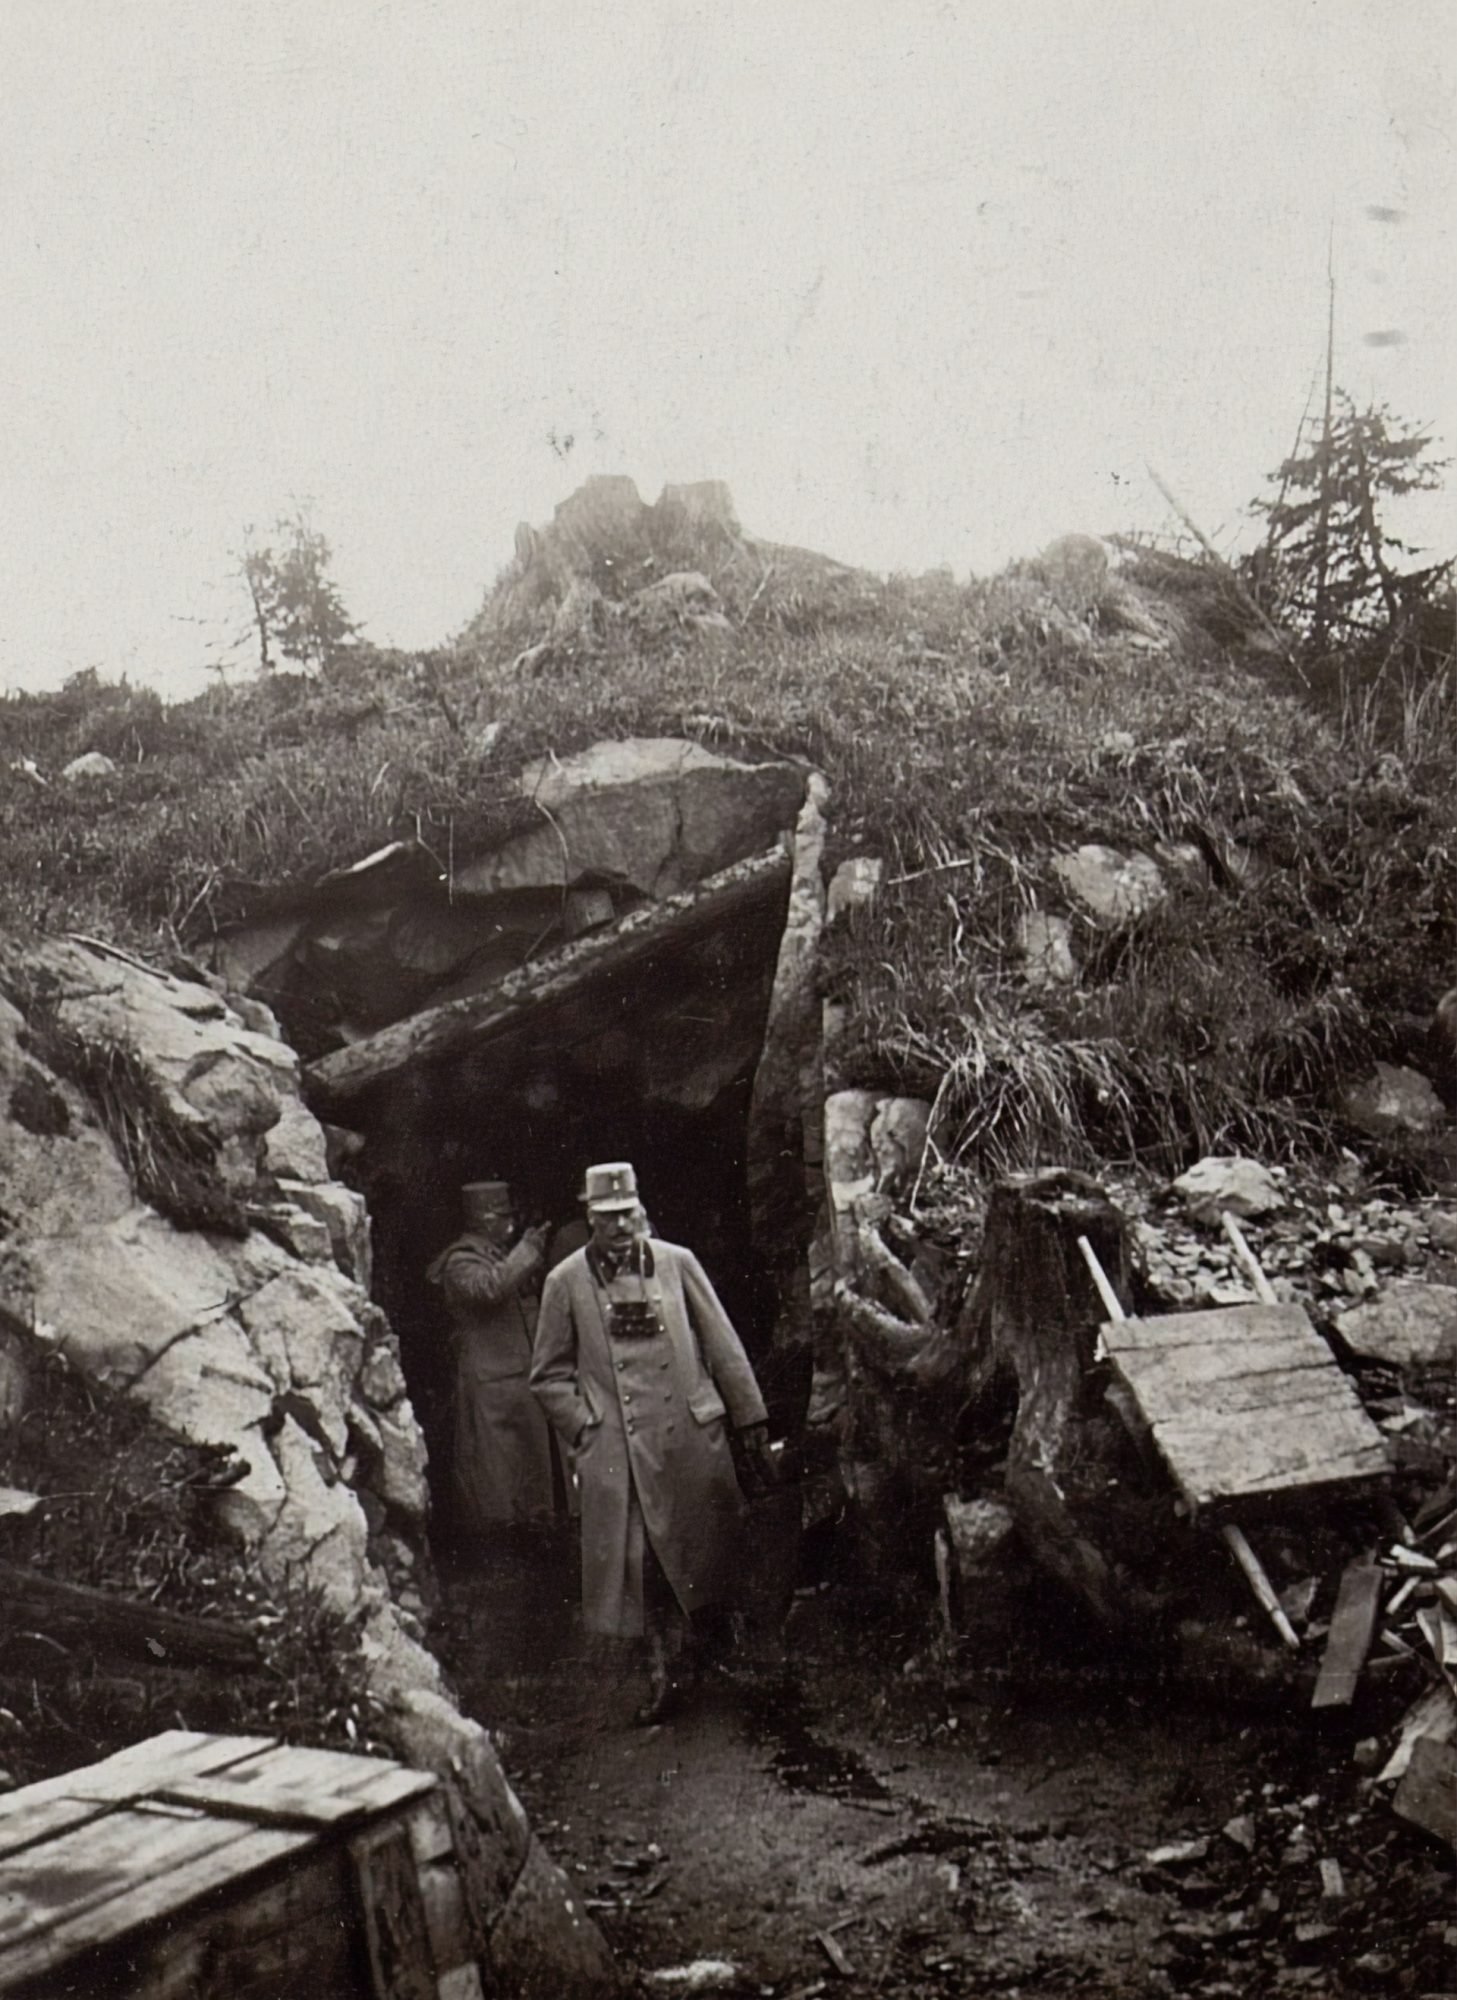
[530,1161,774,1720]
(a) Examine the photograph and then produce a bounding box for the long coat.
[428,1232,556,1531]
[531,1240,767,1637]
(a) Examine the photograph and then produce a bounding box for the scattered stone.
[1171,1157,1284,1224]
[1019,910,1078,988]
[60,751,118,781]
[1221,1815,1257,1853]
[1340,1063,1447,1139]
[1052,843,1167,924]
[1429,1213,1457,1254]
[1145,1838,1210,1868]
[826,855,883,921]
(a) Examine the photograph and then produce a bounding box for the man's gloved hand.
[731,1421,779,1498]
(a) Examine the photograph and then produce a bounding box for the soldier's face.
[589,1206,638,1254]
[466,1204,512,1245]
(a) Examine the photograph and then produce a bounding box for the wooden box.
[0,1731,486,1999]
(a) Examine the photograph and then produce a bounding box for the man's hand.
[523,1222,552,1259]
[732,1421,779,1498]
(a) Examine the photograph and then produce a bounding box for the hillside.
[1,474,1453,1182]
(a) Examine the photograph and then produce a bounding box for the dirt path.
[433,1546,1401,1998]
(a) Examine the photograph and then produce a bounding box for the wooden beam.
[305,846,791,1111]
[1311,1559,1384,1708]
[0,1561,260,1669]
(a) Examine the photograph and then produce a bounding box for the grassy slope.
[2,516,1452,1177]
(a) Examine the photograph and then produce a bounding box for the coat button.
[626,1420,635,1434]
[623,1393,632,1404]
[617,1360,626,1372]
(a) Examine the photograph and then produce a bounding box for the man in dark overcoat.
[530,1161,774,1719]
[428,1180,555,1542]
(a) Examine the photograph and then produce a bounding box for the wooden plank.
[350,1819,436,2000]
[406,1793,455,1869]
[1125,1366,1360,1421]
[1,1732,278,1813]
[161,1760,434,1830]
[1101,1303,1326,1354]
[0,1802,287,1950]
[0,1797,112,1863]
[1146,1404,1389,1509]
[1312,1561,1385,1709]
[208,1742,433,1807]
[416,1856,473,1975]
[0,1818,313,1987]
[1106,1330,1332,1383]
[441,1784,493,1963]
[1392,1735,1457,1850]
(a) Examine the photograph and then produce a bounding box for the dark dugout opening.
[349,881,797,1527]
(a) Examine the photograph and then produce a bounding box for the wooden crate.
[0,1731,485,2000]
[1099,1301,1390,1514]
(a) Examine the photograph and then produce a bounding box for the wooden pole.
[1222,1524,1302,1652]
[1077,1234,1127,1322]
[1220,1212,1278,1304]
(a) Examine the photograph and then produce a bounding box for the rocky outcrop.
[0,935,615,1993]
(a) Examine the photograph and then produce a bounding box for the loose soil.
[436,1541,1454,1998]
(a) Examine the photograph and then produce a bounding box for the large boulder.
[454,738,805,901]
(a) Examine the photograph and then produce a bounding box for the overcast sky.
[3,1,1453,698]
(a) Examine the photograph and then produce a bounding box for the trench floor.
[431,1535,1450,1999]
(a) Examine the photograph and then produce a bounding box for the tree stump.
[957,1170,1158,1632]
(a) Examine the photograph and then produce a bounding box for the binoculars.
[607,1300,663,1341]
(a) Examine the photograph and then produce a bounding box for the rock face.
[0,935,615,1994]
